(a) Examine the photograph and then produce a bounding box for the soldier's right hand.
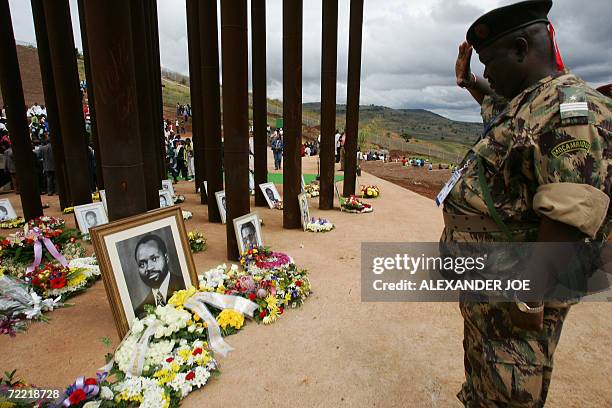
[455,41,473,88]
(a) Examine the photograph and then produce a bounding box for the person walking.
[271,134,283,170]
[39,139,56,195]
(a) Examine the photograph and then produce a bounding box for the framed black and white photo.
[0,198,17,222]
[161,179,175,197]
[74,202,108,235]
[298,193,310,231]
[90,207,197,338]
[259,182,281,209]
[215,190,227,224]
[233,212,263,254]
[159,189,173,208]
[99,190,108,213]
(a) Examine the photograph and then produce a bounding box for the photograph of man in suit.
[133,234,185,316]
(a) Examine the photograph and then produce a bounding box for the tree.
[400,132,412,142]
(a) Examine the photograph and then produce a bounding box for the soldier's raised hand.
[455,41,473,88]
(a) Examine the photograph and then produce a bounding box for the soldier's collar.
[506,69,570,117]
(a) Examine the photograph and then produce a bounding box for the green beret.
[467,0,552,51]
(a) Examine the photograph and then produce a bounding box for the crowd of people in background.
[164,113,194,183]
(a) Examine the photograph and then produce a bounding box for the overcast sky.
[7,0,612,122]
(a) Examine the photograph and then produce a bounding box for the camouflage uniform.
[441,71,612,407]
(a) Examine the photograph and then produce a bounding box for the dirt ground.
[361,160,450,200]
[0,156,611,407]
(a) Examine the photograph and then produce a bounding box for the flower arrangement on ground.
[238,246,293,273]
[174,195,186,204]
[200,257,311,325]
[304,182,320,198]
[63,206,75,214]
[305,217,335,232]
[0,217,81,265]
[182,210,193,221]
[340,195,373,214]
[0,217,25,230]
[360,184,380,198]
[188,231,207,253]
[273,200,283,210]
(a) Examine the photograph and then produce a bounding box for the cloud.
[7,0,612,123]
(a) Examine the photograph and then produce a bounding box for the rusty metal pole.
[43,0,92,205]
[76,0,104,192]
[342,0,364,197]
[31,0,70,209]
[319,0,338,209]
[186,0,206,202]
[81,0,147,220]
[0,0,43,220]
[144,0,165,188]
[220,0,250,260]
[200,0,223,223]
[251,0,268,207]
[130,0,161,211]
[282,0,302,229]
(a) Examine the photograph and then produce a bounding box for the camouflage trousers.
[458,299,570,408]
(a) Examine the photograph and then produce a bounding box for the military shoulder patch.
[550,139,591,158]
[558,86,589,121]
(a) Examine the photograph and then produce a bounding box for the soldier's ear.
[513,36,529,63]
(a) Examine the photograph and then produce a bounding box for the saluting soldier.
[439,0,612,406]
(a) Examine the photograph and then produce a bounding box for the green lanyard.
[476,156,515,242]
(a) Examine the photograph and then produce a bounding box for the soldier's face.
[136,241,169,288]
[478,41,524,99]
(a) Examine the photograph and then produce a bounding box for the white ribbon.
[184,292,259,358]
[25,292,62,319]
[126,321,162,377]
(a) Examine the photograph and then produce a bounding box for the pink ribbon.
[26,227,69,274]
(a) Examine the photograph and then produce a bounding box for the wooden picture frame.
[90,207,198,338]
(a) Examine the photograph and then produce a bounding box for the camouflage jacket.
[442,71,612,244]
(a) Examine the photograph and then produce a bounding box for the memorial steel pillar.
[220,0,250,259]
[81,0,148,220]
[43,0,92,205]
[319,0,338,209]
[200,0,223,223]
[342,0,364,197]
[251,0,268,207]
[282,0,303,229]
[31,0,70,209]
[0,0,43,219]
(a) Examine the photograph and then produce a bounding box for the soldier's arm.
[455,41,494,105]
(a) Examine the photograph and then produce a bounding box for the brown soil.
[361,160,450,200]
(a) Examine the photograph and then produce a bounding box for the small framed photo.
[298,192,310,231]
[99,190,108,212]
[0,198,17,221]
[259,182,281,209]
[90,207,198,338]
[215,190,227,224]
[161,179,175,197]
[74,202,108,234]
[233,212,263,254]
[334,182,342,203]
[159,189,173,208]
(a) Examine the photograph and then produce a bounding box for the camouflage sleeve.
[526,88,612,238]
[480,94,508,124]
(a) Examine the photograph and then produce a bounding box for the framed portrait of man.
[159,189,173,208]
[0,198,17,222]
[298,193,310,231]
[233,212,263,254]
[90,207,198,338]
[259,182,281,209]
[74,202,108,235]
[99,190,108,213]
[215,190,227,224]
[161,179,175,197]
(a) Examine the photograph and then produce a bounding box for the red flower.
[32,276,41,287]
[68,389,86,405]
[258,310,267,319]
[295,280,302,287]
[1,239,9,246]
[166,357,174,363]
[192,348,203,356]
[84,378,97,386]
[279,307,284,315]
[248,293,256,301]
[185,371,196,381]
[49,277,67,289]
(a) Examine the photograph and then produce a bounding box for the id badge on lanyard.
[435,160,471,207]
